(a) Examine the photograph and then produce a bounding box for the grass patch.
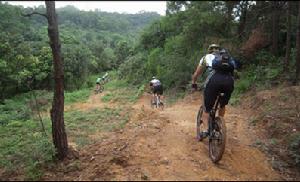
[0,119,55,180]
[101,89,139,103]
[0,71,137,180]
[101,80,144,104]
[0,106,132,180]
[0,90,52,125]
[64,88,91,104]
[64,107,131,147]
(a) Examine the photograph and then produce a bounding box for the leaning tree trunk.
[285,1,291,71]
[45,1,68,160]
[296,2,300,85]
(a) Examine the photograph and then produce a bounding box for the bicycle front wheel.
[209,117,226,163]
[159,101,164,110]
[196,106,204,141]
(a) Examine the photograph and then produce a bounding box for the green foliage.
[230,50,284,104]
[0,90,52,125]
[122,1,235,89]
[0,2,159,99]
[118,52,147,85]
[288,132,300,166]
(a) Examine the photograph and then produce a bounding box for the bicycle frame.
[150,93,163,110]
[196,92,226,163]
[155,95,160,108]
[208,93,224,141]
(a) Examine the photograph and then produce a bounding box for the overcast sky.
[6,1,166,15]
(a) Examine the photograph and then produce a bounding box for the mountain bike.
[150,94,164,110]
[196,92,226,163]
[102,76,110,84]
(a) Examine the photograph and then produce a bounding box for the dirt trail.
[124,93,282,180]
[64,91,116,111]
[43,92,283,181]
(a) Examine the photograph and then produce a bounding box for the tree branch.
[22,12,48,18]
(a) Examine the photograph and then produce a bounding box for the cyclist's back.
[204,50,235,112]
[150,78,161,87]
[150,77,163,97]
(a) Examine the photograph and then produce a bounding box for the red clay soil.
[41,91,283,181]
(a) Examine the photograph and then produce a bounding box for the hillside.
[1,1,300,181]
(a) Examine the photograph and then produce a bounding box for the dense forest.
[2,1,300,99]
[1,1,300,180]
[0,2,160,99]
[120,1,300,89]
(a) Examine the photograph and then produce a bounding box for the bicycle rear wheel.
[196,106,204,141]
[159,101,164,110]
[209,117,226,163]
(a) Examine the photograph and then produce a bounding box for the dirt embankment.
[42,91,288,181]
[239,85,300,180]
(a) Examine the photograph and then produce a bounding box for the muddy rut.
[43,92,282,181]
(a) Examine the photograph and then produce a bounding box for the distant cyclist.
[95,72,108,92]
[149,76,164,105]
[192,44,235,140]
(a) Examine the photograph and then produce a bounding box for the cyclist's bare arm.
[192,64,205,84]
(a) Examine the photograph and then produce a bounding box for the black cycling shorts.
[203,72,234,112]
[153,85,163,95]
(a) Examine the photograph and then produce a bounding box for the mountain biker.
[192,44,235,140]
[95,76,102,92]
[149,76,164,105]
[95,73,108,92]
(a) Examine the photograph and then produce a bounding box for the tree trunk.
[238,1,248,40]
[224,1,236,36]
[272,1,279,56]
[45,1,68,160]
[285,1,291,71]
[296,1,300,85]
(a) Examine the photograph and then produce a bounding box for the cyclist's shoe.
[199,119,203,124]
[202,131,209,137]
[198,131,209,141]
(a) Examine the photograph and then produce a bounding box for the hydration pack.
[212,52,234,74]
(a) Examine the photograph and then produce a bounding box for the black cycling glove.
[192,83,197,90]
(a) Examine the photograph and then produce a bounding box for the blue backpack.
[212,52,235,74]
